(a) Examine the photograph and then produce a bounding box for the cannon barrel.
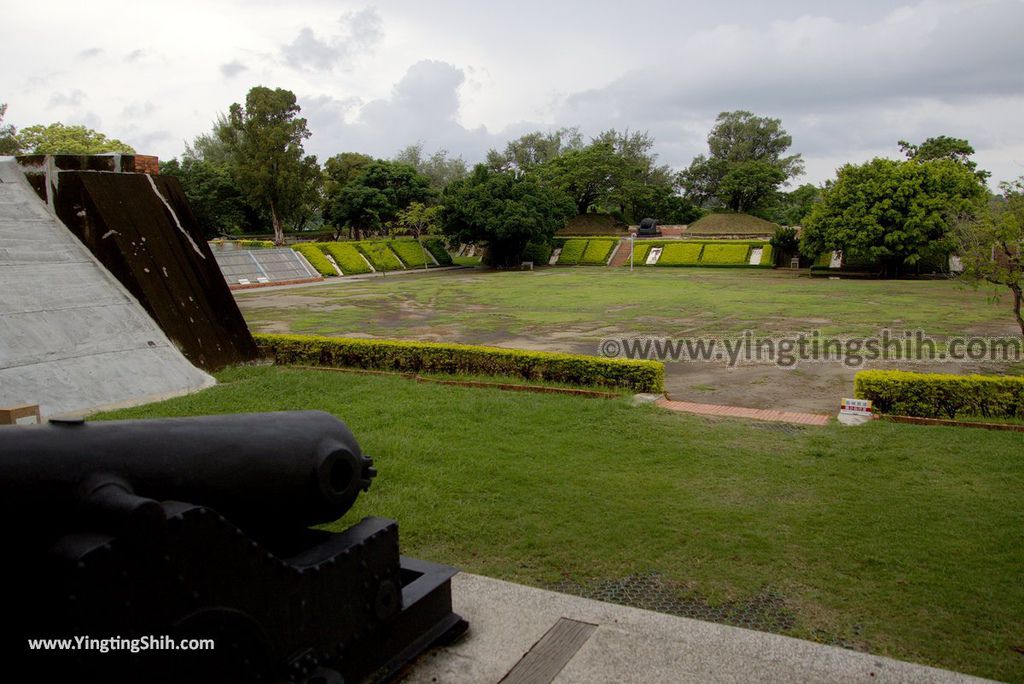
[0,410,375,532]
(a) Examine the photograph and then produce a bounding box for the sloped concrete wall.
[0,161,214,417]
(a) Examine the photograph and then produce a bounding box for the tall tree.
[15,122,135,155]
[217,86,321,244]
[800,158,986,277]
[539,142,626,215]
[442,165,574,266]
[393,143,467,190]
[0,104,18,155]
[160,157,253,238]
[766,183,821,226]
[486,127,583,173]
[953,178,1024,336]
[679,110,803,213]
[899,135,990,182]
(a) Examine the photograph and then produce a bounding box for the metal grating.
[214,248,317,284]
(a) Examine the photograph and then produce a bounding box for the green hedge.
[523,241,553,265]
[758,244,774,266]
[557,239,588,265]
[389,240,430,268]
[256,333,664,393]
[319,242,372,275]
[701,243,750,265]
[293,243,337,276]
[620,242,652,266]
[580,239,617,265]
[356,241,405,271]
[423,238,453,266]
[658,243,704,265]
[854,370,1024,419]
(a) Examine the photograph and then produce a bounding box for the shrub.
[319,242,372,275]
[238,239,275,249]
[622,242,652,266]
[389,239,430,268]
[557,239,588,265]
[423,238,453,265]
[759,244,774,266]
[256,333,665,393]
[356,241,405,271]
[658,242,703,265]
[293,243,337,276]
[854,370,1024,419]
[580,239,617,265]
[522,241,553,265]
[701,243,750,265]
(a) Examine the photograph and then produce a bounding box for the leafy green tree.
[394,143,467,190]
[324,160,433,239]
[160,157,253,238]
[953,178,1024,336]
[323,152,373,195]
[679,110,803,213]
[539,143,627,214]
[442,165,574,266]
[15,122,135,155]
[766,183,821,226]
[801,158,986,277]
[769,226,800,266]
[0,104,18,155]
[393,201,442,237]
[899,135,989,182]
[217,86,321,244]
[486,127,583,173]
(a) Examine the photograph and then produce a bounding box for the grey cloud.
[78,47,103,59]
[220,60,248,78]
[281,7,383,71]
[48,89,86,108]
[122,101,157,118]
[124,49,144,63]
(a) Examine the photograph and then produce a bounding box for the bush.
[658,242,704,265]
[319,242,372,275]
[522,241,553,265]
[580,239,617,265]
[855,370,1024,419]
[256,333,665,392]
[293,243,337,276]
[356,241,405,271]
[700,243,750,265]
[423,238,453,265]
[759,244,774,266]
[622,242,652,266]
[389,239,430,268]
[557,239,588,265]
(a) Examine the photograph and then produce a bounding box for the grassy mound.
[687,213,778,237]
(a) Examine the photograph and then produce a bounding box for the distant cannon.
[0,411,465,683]
[638,217,661,237]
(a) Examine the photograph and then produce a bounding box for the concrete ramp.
[0,160,214,417]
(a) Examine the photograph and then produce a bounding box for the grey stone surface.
[0,161,214,416]
[214,248,319,284]
[401,573,992,684]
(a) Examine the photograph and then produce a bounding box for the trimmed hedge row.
[320,242,372,275]
[628,242,652,265]
[702,243,750,264]
[423,238,453,265]
[854,370,1024,419]
[557,239,588,265]
[523,241,554,265]
[293,243,337,276]
[580,239,617,265]
[357,241,405,271]
[389,240,430,268]
[256,333,665,393]
[659,242,703,265]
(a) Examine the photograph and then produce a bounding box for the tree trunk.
[1012,283,1024,338]
[269,201,284,246]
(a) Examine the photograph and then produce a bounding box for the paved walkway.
[656,398,831,426]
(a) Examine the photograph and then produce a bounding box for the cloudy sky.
[3,0,1023,187]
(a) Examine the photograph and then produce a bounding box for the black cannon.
[637,217,661,237]
[0,411,466,683]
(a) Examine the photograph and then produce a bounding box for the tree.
[766,183,821,226]
[539,143,626,214]
[217,86,321,244]
[953,178,1024,336]
[160,157,253,238]
[800,158,986,277]
[324,160,433,239]
[486,127,583,173]
[769,226,800,266]
[899,135,989,182]
[324,152,374,194]
[393,201,442,237]
[394,143,467,189]
[442,166,574,266]
[679,110,803,213]
[0,104,18,155]
[15,122,135,155]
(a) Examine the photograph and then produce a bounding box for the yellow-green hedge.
[319,242,372,275]
[854,370,1024,419]
[389,239,430,268]
[557,239,588,265]
[293,243,337,276]
[701,243,750,265]
[579,239,617,265]
[256,333,664,393]
[659,243,703,265]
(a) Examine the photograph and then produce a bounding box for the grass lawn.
[98,365,1024,682]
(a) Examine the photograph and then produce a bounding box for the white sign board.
[749,247,763,265]
[838,398,873,425]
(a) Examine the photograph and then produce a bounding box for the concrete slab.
[0,161,214,417]
[401,573,990,684]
